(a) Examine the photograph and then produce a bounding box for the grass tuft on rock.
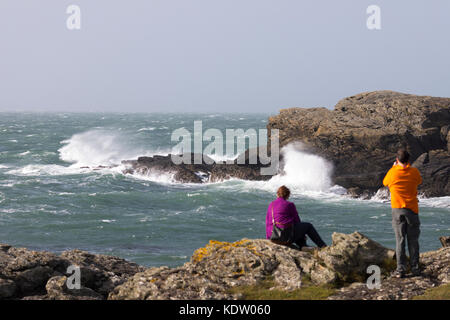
[228,276,336,300]
[412,283,450,300]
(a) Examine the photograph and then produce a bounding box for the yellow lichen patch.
[192,239,259,263]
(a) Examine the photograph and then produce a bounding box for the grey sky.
[1,1,449,113]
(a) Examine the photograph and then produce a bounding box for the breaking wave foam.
[58,130,169,168]
[59,130,142,167]
[269,143,335,193]
[235,143,346,199]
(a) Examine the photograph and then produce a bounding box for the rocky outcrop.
[328,245,450,300]
[2,233,448,300]
[121,153,271,183]
[0,244,145,300]
[267,91,450,197]
[109,232,396,300]
[440,236,450,248]
[115,91,449,197]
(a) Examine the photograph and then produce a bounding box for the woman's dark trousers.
[293,222,326,248]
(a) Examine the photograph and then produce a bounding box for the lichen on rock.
[109,232,402,300]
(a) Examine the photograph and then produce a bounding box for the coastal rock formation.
[109,232,395,300]
[267,91,450,197]
[2,233,448,300]
[121,153,271,183]
[328,245,450,300]
[441,236,450,248]
[0,244,145,300]
[118,91,449,197]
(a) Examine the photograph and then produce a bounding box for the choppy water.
[0,113,449,267]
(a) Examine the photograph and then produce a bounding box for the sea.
[0,112,449,267]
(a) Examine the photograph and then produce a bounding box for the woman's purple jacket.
[265,197,301,239]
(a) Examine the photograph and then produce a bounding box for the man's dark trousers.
[392,208,421,273]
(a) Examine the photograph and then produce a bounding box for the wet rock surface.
[121,153,272,183]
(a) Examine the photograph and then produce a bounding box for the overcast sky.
[0,1,449,113]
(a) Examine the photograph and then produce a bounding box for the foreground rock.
[440,236,450,248]
[109,232,397,300]
[0,244,145,300]
[2,233,448,300]
[328,246,450,300]
[267,91,450,197]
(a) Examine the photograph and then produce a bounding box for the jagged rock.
[0,245,69,297]
[108,239,306,300]
[267,91,450,197]
[108,239,333,300]
[121,153,272,184]
[2,233,448,300]
[0,279,16,299]
[60,249,146,296]
[412,150,450,197]
[328,246,450,300]
[420,247,450,283]
[346,187,374,199]
[45,276,103,300]
[318,232,395,282]
[109,232,398,300]
[0,244,145,300]
[440,236,450,248]
[328,277,438,300]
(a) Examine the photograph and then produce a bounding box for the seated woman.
[266,185,327,248]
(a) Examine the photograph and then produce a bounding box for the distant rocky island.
[1,233,449,300]
[121,91,450,198]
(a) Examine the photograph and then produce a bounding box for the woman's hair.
[277,185,290,200]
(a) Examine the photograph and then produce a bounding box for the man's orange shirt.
[383,163,422,214]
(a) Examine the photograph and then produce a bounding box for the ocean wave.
[206,153,238,163]
[101,219,116,223]
[367,191,450,208]
[138,127,156,132]
[124,169,177,185]
[58,129,171,168]
[230,143,337,197]
[6,164,90,176]
[59,130,138,167]
[419,196,450,209]
[123,143,343,196]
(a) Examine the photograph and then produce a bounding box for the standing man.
[383,148,422,278]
